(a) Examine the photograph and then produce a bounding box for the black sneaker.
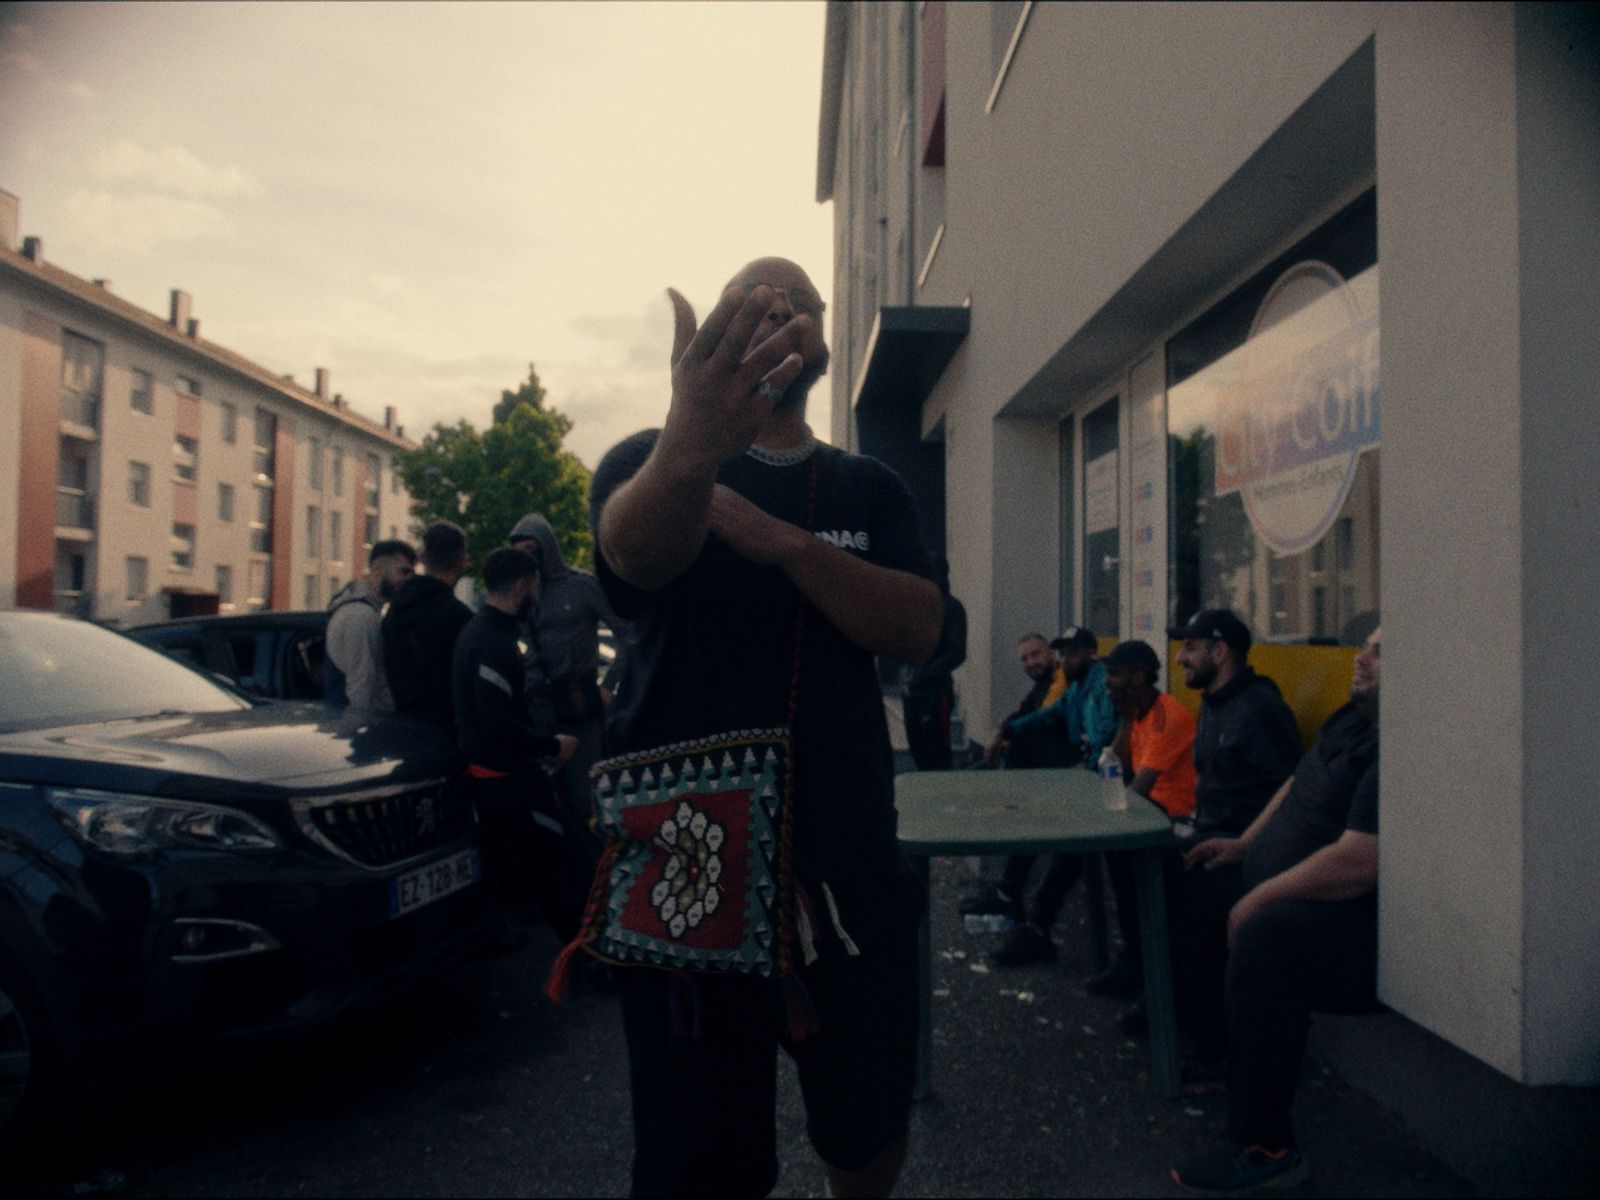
[990,923,1057,967]
[1171,1142,1309,1192]
[1086,955,1141,998]
[959,884,1019,917]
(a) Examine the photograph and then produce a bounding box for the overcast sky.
[0,1,833,468]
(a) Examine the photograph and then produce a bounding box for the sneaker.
[1086,955,1141,998]
[1180,1061,1228,1097]
[990,923,1057,967]
[1171,1143,1309,1193]
[959,884,1018,917]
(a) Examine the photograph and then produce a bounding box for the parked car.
[130,609,621,702]
[128,609,330,701]
[0,610,494,1156]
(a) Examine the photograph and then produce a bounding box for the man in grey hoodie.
[325,538,416,713]
[507,513,623,862]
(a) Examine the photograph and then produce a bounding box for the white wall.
[1374,1,1528,1081]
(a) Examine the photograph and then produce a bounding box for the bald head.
[726,257,830,411]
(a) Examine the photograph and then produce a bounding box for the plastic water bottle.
[1098,746,1127,812]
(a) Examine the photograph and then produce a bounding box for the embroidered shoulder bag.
[546,457,817,1023]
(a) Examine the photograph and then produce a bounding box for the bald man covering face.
[585,259,943,1198]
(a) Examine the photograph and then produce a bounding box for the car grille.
[306,783,472,867]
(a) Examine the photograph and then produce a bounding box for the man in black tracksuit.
[385,521,474,736]
[1165,608,1303,1072]
[453,547,577,939]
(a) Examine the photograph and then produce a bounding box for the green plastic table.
[895,768,1180,1099]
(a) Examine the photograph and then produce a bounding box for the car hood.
[0,703,460,802]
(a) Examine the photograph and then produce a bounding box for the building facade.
[819,0,1599,1093]
[0,190,415,624]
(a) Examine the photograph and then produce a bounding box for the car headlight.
[46,788,283,855]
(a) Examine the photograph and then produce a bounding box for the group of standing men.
[974,608,1385,1193]
[322,515,620,945]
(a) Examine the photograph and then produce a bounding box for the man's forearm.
[1242,832,1378,910]
[598,442,718,591]
[1239,775,1294,848]
[780,535,942,663]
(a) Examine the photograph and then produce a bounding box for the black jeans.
[1001,853,1083,929]
[1168,856,1246,1060]
[1225,896,1379,1149]
[467,767,575,941]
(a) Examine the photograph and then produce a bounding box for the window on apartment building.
[56,449,93,529]
[247,559,269,611]
[171,523,196,571]
[363,512,379,556]
[329,575,342,598]
[330,511,343,561]
[220,401,237,443]
[332,447,344,496]
[365,453,381,509]
[215,564,233,606]
[61,330,104,428]
[307,505,322,558]
[250,485,273,553]
[128,461,151,507]
[55,550,87,616]
[176,374,201,397]
[130,369,154,414]
[253,409,277,480]
[391,468,401,496]
[173,436,199,482]
[308,437,324,490]
[125,556,149,602]
[1166,190,1378,647]
[218,482,235,522]
[304,574,319,609]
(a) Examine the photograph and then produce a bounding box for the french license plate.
[387,848,480,919]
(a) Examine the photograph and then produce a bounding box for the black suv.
[0,610,493,1155]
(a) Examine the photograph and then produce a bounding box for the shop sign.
[1214,261,1379,554]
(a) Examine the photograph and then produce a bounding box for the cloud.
[59,190,233,258]
[568,294,673,371]
[1,21,93,103]
[92,140,262,199]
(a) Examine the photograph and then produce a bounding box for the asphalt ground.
[17,854,1473,1198]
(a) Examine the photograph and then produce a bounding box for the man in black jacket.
[453,547,577,940]
[384,521,474,735]
[1163,608,1304,1081]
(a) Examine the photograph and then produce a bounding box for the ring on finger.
[755,379,783,405]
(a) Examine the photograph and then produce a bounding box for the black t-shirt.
[590,430,935,944]
[1243,700,1379,890]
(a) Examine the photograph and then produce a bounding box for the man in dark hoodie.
[384,521,474,735]
[507,512,622,861]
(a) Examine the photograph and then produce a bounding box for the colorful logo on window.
[1213,261,1379,554]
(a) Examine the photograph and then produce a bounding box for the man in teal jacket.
[969,626,1115,966]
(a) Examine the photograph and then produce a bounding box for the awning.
[850,306,970,415]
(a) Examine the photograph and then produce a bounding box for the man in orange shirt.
[1090,639,1198,1002]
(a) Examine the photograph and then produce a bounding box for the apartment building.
[0,190,416,624]
[816,0,1597,1142]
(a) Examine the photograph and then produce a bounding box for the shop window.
[1167,191,1379,648]
[1083,398,1121,638]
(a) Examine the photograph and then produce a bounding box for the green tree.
[394,364,593,573]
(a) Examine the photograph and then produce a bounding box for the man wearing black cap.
[966,626,1116,967]
[1165,609,1303,1076]
[1169,609,1302,839]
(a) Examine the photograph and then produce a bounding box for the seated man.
[1171,628,1382,1194]
[965,628,1115,966]
[1095,639,1197,999]
[1166,609,1302,1074]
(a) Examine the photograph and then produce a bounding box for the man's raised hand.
[660,285,809,467]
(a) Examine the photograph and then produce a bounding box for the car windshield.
[0,611,251,730]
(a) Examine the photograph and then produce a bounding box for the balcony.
[60,390,100,435]
[55,488,95,537]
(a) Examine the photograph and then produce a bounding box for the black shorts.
[618,921,919,1198]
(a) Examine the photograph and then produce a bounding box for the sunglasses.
[742,281,826,320]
